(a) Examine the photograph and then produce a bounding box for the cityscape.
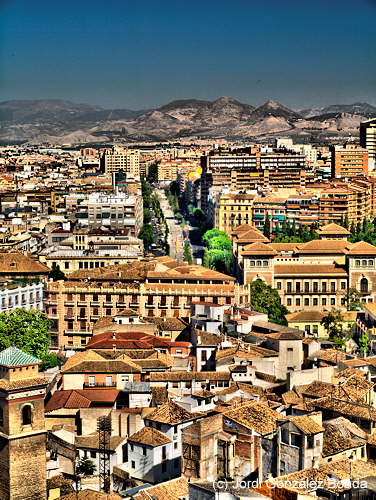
[1,1,376,499]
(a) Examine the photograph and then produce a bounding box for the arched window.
[22,405,32,426]
[360,277,369,293]
[0,407,3,427]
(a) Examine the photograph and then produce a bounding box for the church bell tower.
[0,346,48,500]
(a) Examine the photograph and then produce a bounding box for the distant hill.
[0,97,375,145]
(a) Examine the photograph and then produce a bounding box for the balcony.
[90,301,100,306]
[83,382,117,388]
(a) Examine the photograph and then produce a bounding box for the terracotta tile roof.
[264,459,376,494]
[216,345,277,361]
[61,490,121,500]
[323,421,365,457]
[151,386,168,405]
[75,433,125,451]
[299,381,336,398]
[195,330,222,346]
[45,389,120,412]
[317,223,351,235]
[289,415,324,434]
[147,264,235,281]
[191,389,215,398]
[274,263,348,276]
[63,359,142,374]
[128,426,171,447]
[224,400,285,435]
[347,240,376,255]
[145,400,195,425]
[241,241,278,256]
[311,396,376,421]
[286,310,325,322]
[134,477,188,500]
[0,376,48,391]
[309,349,352,364]
[141,317,188,330]
[217,382,264,397]
[296,239,350,254]
[150,371,231,381]
[281,390,303,406]
[116,308,138,316]
[0,252,50,274]
[86,330,189,351]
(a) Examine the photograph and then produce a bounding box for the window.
[304,282,310,292]
[22,405,32,426]
[130,443,134,452]
[276,281,282,290]
[90,451,96,458]
[88,376,95,387]
[287,298,292,306]
[369,260,374,266]
[307,435,314,448]
[330,298,335,306]
[313,325,318,335]
[341,281,346,290]
[287,282,292,293]
[143,446,147,456]
[331,282,336,292]
[305,325,311,335]
[304,298,309,306]
[287,348,293,352]
[295,298,301,306]
[322,298,327,306]
[361,277,369,293]
[313,282,318,292]
[131,460,135,469]
[313,298,318,306]
[162,446,167,460]
[322,282,327,292]
[296,282,301,292]
[174,442,178,450]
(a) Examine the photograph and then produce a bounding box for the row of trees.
[263,216,320,243]
[139,179,169,251]
[202,229,232,275]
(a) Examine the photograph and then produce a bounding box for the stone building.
[233,222,376,312]
[0,346,48,500]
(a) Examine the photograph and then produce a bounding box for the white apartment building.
[103,146,140,177]
[0,281,44,312]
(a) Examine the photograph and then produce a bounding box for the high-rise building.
[330,143,368,178]
[102,146,140,177]
[360,118,376,171]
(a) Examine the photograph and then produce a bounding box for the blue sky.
[1,0,375,109]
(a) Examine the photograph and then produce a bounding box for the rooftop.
[0,346,40,367]
[128,426,171,447]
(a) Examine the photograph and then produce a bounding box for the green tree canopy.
[0,309,51,359]
[76,457,96,476]
[344,288,363,311]
[138,224,154,249]
[202,228,228,246]
[249,280,289,325]
[208,235,232,251]
[49,263,65,281]
[320,310,351,350]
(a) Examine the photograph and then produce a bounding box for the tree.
[274,220,280,235]
[320,310,349,349]
[343,214,349,229]
[138,224,154,249]
[76,457,96,476]
[356,222,362,236]
[40,352,60,371]
[183,240,193,264]
[0,309,51,359]
[249,280,289,325]
[147,162,158,183]
[208,235,232,251]
[350,222,356,235]
[143,208,151,224]
[359,332,369,357]
[344,288,363,311]
[202,228,228,246]
[49,263,65,281]
[263,214,271,239]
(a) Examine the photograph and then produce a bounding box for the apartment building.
[0,281,44,312]
[45,256,249,348]
[360,118,376,170]
[157,158,199,183]
[75,189,143,237]
[330,143,368,178]
[200,148,312,210]
[233,222,376,312]
[102,146,140,177]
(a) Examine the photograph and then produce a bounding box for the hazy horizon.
[1,0,375,110]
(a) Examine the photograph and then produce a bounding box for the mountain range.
[1,97,375,145]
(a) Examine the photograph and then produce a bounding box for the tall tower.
[0,347,48,500]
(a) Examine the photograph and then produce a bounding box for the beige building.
[331,143,368,178]
[234,222,376,312]
[360,118,376,170]
[46,256,249,348]
[102,146,140,177]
